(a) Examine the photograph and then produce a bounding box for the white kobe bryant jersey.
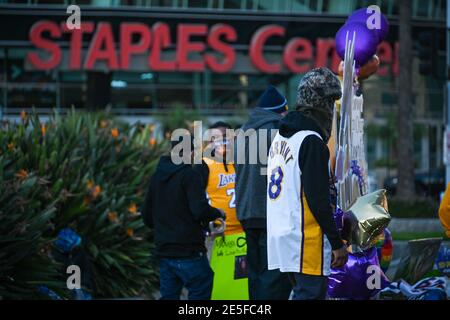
[266,130,332,276]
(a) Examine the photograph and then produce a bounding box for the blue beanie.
[257,85,288,114]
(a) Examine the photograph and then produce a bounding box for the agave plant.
[0,109,167,299]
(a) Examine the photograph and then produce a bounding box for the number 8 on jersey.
[268,166,284,200]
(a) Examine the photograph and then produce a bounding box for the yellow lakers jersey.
[203,157,243,235]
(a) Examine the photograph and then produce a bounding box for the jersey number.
[268,166,284,200]
[226,188,236,208]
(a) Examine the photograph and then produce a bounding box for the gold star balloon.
[343,189,391,250]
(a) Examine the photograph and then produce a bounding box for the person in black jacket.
[234,85,292,300]
[142,139,225,300]
[266,67,348,300]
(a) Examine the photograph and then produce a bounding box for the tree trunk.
[397,0,415,199]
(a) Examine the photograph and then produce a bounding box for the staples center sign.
[27,20,398,75]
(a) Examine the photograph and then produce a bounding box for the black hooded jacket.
[234,107,283,229]
[142,155,222,258]
[279,111,343,251]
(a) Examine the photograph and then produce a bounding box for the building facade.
[0,0,447,181]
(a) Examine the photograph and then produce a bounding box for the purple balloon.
[335,21,378,67]
[328,247,390,300]
[348,7,389,42]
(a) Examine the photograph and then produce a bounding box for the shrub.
[387,196,439,218]
[0,110,166,299]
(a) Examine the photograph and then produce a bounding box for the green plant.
[387,196,439,218]
[158,104,203,134]
[391,231,448,241]
[0,109,166,299]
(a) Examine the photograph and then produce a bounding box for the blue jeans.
[159,254,214,300]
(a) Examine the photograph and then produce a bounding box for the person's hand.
[338,55,380,80]
[209,214,226,237]
[218,209,226,220]
[331,245,348,268]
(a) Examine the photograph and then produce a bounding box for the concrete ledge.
[388,218,444,233]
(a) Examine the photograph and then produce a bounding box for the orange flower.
[126,228,134,237]
[128,203,138,216]
[108,211,119,223]
[7,143,14,150]
[100,120,108,128]
[86,180,101,199]
[41,124,46,137]
[16,169,28,180]
[20,110,27,121]
[92,185,101,198]
[111,128,119,139]
[149,137,156,147]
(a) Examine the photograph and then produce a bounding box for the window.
[188,0,208,8]
[60,71,86,109]
[5,49,57,109]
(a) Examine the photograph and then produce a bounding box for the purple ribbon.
[350,160,364,194]
[333,207,344,233]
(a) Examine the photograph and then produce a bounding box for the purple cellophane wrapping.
[328,247,390,299]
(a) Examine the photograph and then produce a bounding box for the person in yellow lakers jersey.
[194,121,248,300]
[439,183,450,238]
[196,121,243,235]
